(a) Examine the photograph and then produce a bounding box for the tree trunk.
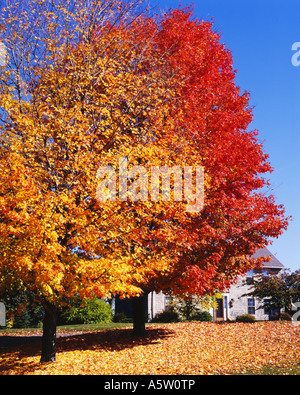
[40,302,57,363]
[132,294,147,337]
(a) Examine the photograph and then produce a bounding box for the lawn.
[1,321,300,375]
[0,321,132,334]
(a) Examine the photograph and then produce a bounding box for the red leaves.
[134,6,289,297]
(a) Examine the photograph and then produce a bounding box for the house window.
[246,270,254,284]
[248,298,255,315]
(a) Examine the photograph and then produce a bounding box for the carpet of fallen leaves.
[1,322,300,375]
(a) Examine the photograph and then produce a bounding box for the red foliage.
[146,7,290,296]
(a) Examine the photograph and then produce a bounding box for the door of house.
[216,298,224,321]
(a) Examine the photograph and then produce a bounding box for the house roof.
[251,247,284,269]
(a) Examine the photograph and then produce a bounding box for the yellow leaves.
[1,322,300,375]
[16,256,34,272]
[0,0,203,309]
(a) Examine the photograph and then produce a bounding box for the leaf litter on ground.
[1,321,300,375]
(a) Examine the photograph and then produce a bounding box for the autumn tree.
[0,0,181,361]
[115,7,289,334]
[0,0,289,360]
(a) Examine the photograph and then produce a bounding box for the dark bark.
[40,302,57,363]
[132,294,147,337]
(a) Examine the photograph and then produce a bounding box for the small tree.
[246,269,300,317]
[166,293,219,321]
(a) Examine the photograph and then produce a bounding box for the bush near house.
[152,309,180,323]
[152,309,213,323]
[270,312,292,321]
[60,298,113,325]
[189,311,213,322]
[236,314,256,323]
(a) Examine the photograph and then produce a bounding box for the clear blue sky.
[152,0,300,272]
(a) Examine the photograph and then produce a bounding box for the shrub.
[280,312,292,321]
[113,312,133,323]
[236,314,256,323]
[152,309,180,323]
[270,312,292,321]
[189,311,213,322]
[61,297,112,324]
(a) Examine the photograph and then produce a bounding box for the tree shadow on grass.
[0,337,42,375]
[58,326,174,353]
[0,326,174,375]
[0,335,42,349]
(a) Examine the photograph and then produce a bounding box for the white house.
[212,248,284,321]
[116,247,284,322]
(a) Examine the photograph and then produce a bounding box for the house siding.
[222,276,270,321]
[147,292,166,321]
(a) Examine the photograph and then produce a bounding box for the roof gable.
[251,247,284,269]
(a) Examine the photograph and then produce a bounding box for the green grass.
[0,321,161,334]
[57,321,134,332]
[240,365,300,375]
[0,321,133,334]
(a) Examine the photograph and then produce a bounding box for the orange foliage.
[1,322,300,375]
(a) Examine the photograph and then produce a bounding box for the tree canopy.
[0,0,289,361]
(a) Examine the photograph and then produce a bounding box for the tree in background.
[165,292,219,321]
[2,290,43,328]
[246,269,300,319]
